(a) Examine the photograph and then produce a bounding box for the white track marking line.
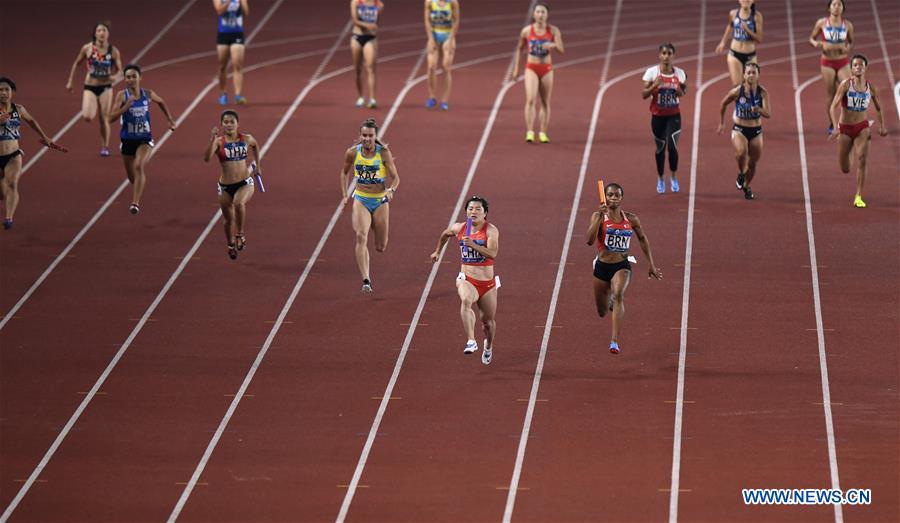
[0,3,289,520]
[869,0,899,123]
[504,1,623,520]
[18,0,197,178]
[669,2,706,521]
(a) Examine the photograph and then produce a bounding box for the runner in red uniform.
[808,0,854,134]
[431,196,500,365]
[512,3,564,144]
[585,183,662,354]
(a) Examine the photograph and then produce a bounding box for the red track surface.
[1,1,897,522]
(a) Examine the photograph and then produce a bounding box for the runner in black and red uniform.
[642,43,687,194]
[585,183,662,355]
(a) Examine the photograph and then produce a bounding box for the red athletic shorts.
[525,62,553,79]
[458,272,501,298]
[820,55,850,72]
[839,119,869,139]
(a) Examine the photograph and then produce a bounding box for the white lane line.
[869,0,899,123]
[18,0,197,177]
[503,0,623,520]
[0,3,289,520]
[669,1,706,521]
[788,3,872,521]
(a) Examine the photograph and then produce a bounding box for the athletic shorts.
[0,149,23,171]
[218,176,254,198]
[120,139,153,156]
[457,272,501,298]
[217,32,245,46]
[820,55,850,72]
[839,120,870,140]
[352,34,376,47]
[593,257,631,283]
[729,49,756,66]
[84,84,112,97]
[525,62,553,79]
[732,123,762,142]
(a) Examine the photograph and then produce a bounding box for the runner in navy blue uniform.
[214,0,250,105]
[109,65,177,214]
[0,77,61,229]
[717,62,770,200]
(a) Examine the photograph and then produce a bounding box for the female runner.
[828,55,888,208]
[351,0,383,109]
[0,77,63,229]
[714,0,763,87]
[641,43,687,194]
[512,3,564,143]
[717,62,770,200]
[203,110,260,259]
[339,118,399,292]
[65,21,123,156]
[108,64,177,214]
[424,0,460,111]
[809,0,854,134]
[585,183,662,355]
[214,0,250,105]
[431,196,500,365]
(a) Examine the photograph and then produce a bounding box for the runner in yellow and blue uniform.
[340,118,399,292]
[424,0,460,111]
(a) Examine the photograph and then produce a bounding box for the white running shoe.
[463,339,478,354]
[481,339,492,365]
[361,278,373,293]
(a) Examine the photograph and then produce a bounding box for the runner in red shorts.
[828,55,888,208]
[512,3,564,144]
[585,183,662,355]
[430,196,500,365]
[808,0,854,134]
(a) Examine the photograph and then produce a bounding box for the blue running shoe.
[218,92,228,105]
[657,178,665,194]
[671,178,680,193]
[440,102,449,111]
[425,98,437,109]
[609,341,620,354]
[234,94,247,105]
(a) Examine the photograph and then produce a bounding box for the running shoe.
[464,339,478,354]
[218,92,228,105]
[361,278,373,292]
[99,147,110,157]
[525,131,535,143]
[735,172,745,190]
[129,203,140,215]
[234,95,247,105]
[227,243,238,260]
[538,132,549,143]
[235,233,246,251]
[853,195,866,208]
[425,97,437,109]
[743,186,755,200]
[367,99,377,109]
[440,102,449,111]
[670,178,680,193]
[482,340,492,365]
[657,178,665,194]
[609,341,620,355]
[827,124,833,136]
[355,97,365,108]
[2,218,12,230]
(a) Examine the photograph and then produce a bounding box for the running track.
[0,1,897,522]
